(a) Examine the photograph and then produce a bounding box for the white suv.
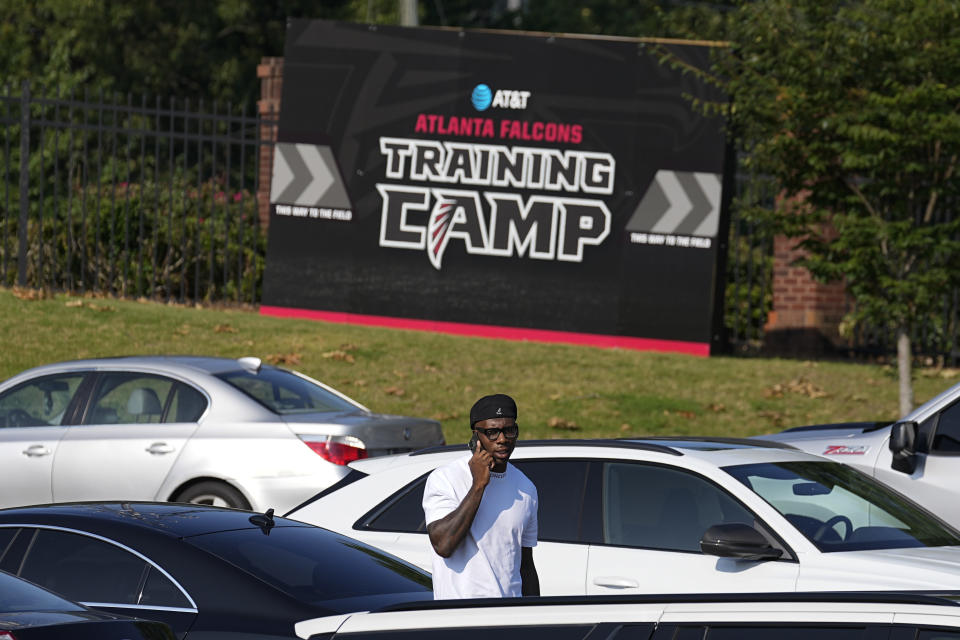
[758,377,960,530]
[295,592,960,640]
[286,438,960,596]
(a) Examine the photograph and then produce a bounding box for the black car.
[0,503,432,639]
[0,568,175,639]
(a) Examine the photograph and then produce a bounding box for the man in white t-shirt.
[422,393,539,599]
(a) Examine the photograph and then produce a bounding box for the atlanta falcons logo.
[427,197,456,270]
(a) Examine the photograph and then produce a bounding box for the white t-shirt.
[422,455,538,599]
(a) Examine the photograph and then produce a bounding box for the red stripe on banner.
[259,306,710,357]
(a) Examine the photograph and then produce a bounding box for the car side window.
[918,631,960,639]
[17,528,190,608]
[931,400,960,454]
[702,626,871,639]
[165,383,208,423]
[86,373,174,425]
[512,459,592,543]
[602,462,758,552]
[339,626,596,640]
[362,476,429,532]
[0,373,86,428]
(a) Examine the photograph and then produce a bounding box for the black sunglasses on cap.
[473,424,519,439]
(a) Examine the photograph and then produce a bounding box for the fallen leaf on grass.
[321,350,354,363]
[393,369,407,379]
[352,379,367,387]
[706,403,726,412]
[763,378,827,399]
[214,324,237,333]
[174,324,191,336]
[266,352,302,365]
[384,385,405,397]
[664,409,697,419]
[65,300,83,307]
[12,286,50,301]
[619,423,631,432]
[549,392,562,401]
[921,368,960,379]
[424,364,439,373]
[87,303,115,312]
[548,416,579,431]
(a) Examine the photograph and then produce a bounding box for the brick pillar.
[764,234,850,355]
[257,57,283,230]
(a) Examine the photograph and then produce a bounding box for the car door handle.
[146,442,176,455]
[22,444,51,457]
[593,576,639,589]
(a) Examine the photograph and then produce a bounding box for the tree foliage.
[708,0,960,413]
[0,0,359,106]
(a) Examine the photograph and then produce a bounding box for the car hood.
[282,411,444,452]
[799,546,960,590]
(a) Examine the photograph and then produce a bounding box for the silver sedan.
[0,356,444,512]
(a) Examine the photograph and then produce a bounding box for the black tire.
[174,481,251,510]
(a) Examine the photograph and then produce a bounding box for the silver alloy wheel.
[186,493,233,507]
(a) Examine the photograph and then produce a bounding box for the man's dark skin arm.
[520,546,540,596]
[426,445,493,558]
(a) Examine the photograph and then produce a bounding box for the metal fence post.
[17,81,30,287]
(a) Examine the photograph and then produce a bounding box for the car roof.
[376,590,960,613]
[0,502,306,538]
[7,355,259,379]
[346,436,813,476]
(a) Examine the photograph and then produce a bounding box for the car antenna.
[249,508,275,535]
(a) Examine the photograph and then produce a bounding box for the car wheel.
[174,481,251,510]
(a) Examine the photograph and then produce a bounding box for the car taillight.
[0,631,16,640]
[302,437,368,465]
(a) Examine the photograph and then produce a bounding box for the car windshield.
[184,525,431,610]
[216,367,359,415]
[723,460,960,552]
[0,569,83,613]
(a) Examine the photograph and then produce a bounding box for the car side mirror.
[700,523,783,562]
[889,421,918,475]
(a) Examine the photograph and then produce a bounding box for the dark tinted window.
[603,462,757,552]
[167,383,208,423]
[365,478,428,532]
[918,631,960,639]
[513,459,590,543]
[0,528,16,560]
[610,623,656,639]
[339,626,594,640]
[933,400,960,453]
[185,526,431,606]
[0,569,83,613]
[704,627,869,639]
[140,566,192,608]
[19,529,147,604]
[0,373,85,427]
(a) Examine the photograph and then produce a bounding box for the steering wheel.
[6,408,37,427]
[812,514,853,542]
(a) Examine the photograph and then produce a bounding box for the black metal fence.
[0,82,271,304]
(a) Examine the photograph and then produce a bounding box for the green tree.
[0,0,360,106]
[706,0,960,415]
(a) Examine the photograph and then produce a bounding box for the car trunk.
[282,411,444,456]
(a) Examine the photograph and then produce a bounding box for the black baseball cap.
[470,394,518,428]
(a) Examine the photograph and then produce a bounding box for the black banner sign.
[261,20,730,355]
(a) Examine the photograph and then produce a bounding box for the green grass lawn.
[2,286,956,445]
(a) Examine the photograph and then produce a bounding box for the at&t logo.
[471,84,531,111]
